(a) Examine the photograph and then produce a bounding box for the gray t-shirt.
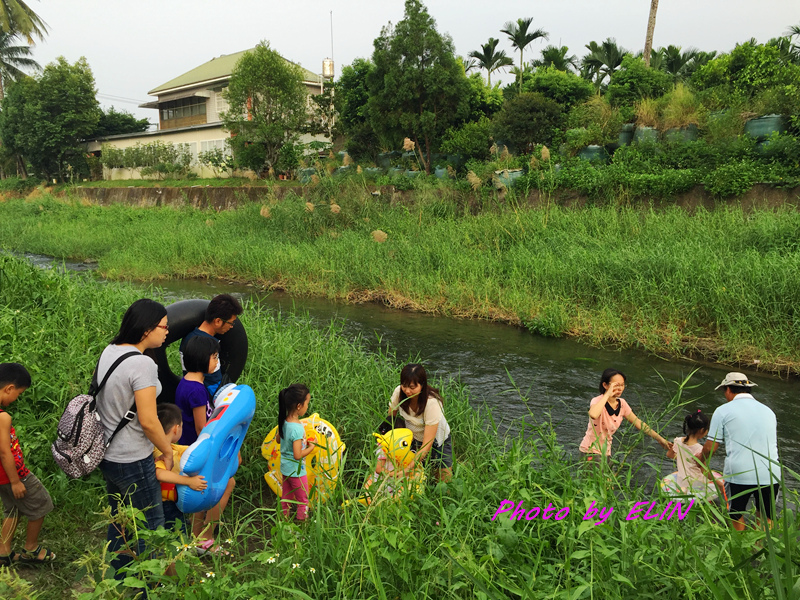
[96,344,162,463]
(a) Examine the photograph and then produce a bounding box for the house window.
[200,139,231,156]
[160,96,207,122]
[216,88,229,117]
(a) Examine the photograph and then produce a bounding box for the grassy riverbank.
[2,185,800,373]
[0,255,798,599]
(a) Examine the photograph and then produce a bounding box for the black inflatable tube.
[153,299,249,403]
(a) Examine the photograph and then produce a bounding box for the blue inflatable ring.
[177,384,256,514]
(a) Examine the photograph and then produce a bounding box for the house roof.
[148,48,324,95]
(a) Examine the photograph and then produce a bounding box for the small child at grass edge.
[0,362,55,565]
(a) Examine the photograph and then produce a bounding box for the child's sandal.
[0,551,19,565]
[19,545,55,564]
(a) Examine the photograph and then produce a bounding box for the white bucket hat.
[714,372,758,390]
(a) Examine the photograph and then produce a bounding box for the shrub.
[441,117,492,162]
[492,92,563,154]
[703,161,759,197]
[606,56,672,107]
[659,83,704,130]
[567,95,623,145]
[524,66,594,110]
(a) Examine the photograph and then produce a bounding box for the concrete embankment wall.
[64,183,800,212]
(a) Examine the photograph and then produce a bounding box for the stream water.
[22,253,800,490]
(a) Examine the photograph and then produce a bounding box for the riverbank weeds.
[2,190,800,375]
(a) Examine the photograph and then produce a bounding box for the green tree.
[222,41,308,175]
[468,37,513,87]
[0,0,46,43]
[368,0,470,172]
[0,31,36,100]
[336,58,380,160]
[492,91,563,152]
[501,17,548,91]
[465,72,503,120]
[606,55,671,107]
[0,56,100,180]
[92,106,150,138]
[525,66,594,110]
[581,38,629,88]
[532,45,578,72]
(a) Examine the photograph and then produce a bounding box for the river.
[24,253,799,490]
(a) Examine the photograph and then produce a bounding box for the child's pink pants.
[281,475,309,521]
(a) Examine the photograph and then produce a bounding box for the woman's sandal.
[19,545,55,564]
[0,551,20,566]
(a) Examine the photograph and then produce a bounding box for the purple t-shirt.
[175,378,212,445]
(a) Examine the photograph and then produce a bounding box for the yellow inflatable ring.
[261,413,345,502]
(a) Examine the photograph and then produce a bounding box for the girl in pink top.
[665,410,725,501]
[579,369,672,458]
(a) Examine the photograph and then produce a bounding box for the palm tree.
[643,0,659,67]
[0,0,47,44]
[501,17,548,91]
[660,45,699,80]
[532,45,578,72]
[681,50,717,79]
[461,56,478,74]
[468,37,513,87]
[767,36,800,66]
[0,31,38,100]
[582,39,629,88]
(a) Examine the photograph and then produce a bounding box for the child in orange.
[154,404,234,553]
[0,363,55,565]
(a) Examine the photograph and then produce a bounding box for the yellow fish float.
[347,428,425,507]
[261,413,345,502]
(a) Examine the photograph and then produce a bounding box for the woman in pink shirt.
[579,368,671,459]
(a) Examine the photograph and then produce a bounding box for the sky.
[25,0,800,126]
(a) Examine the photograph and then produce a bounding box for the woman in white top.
[388,364,452,482]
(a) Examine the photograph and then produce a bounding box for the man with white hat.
[699,372,781,531]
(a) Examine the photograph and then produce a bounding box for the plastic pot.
[744,114,788,142]
[577,145,609,163]
[663,124,699,144]
[633,126,659,144]
[494,168,524,188]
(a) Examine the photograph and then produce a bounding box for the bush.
[100,141,193,177]
[0,176,41,193]
[492,92,563,153]
[606,56,672,107]
[659,83,704,130]
[276,142,301,175]
[703,160,759,197]
[441,117,492,161]
[524,66,594,110]
[567,95,623,145]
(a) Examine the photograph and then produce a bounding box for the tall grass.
[2,193,800,372]
[0,255,798,599]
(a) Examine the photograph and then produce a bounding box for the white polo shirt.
[708,393,781,485]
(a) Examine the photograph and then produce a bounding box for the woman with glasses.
[96,299,174,578]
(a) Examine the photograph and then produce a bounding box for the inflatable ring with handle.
[261,413,345,502]
[152,299,248,404]
[177,383,256,514]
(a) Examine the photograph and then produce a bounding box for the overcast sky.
[27,0,800,125]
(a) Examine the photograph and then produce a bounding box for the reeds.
[2,195,800,371]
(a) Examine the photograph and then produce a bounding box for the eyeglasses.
[155,324,169,330]
[223,319,236,327]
